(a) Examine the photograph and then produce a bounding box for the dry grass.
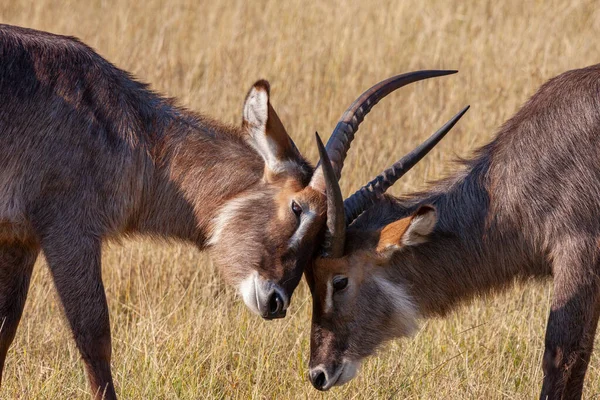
[1,0,600,398]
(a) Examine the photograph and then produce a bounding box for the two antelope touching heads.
[0,25,472,398]
[233,70,469,388]
[212,71,462,320]
[305,104,469,390]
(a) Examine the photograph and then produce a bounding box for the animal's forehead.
[272,176,304,192]
[311,233,381,282]
[313,257,350,278]
[297,186,326,207]
[273,179,326,224]
[273,178,324,201]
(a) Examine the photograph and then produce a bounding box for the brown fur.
[307,64,600,399]
[0,24,329,398]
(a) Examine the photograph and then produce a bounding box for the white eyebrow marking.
[324,279,333,313]
[287,209,316,250]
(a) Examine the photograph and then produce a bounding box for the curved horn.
[344,105,470,225]
[310,132,345,258]
[322,70,458,180]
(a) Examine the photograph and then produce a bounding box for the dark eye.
[291,200,302,217]
[332,275,348,292]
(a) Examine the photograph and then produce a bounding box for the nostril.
[268,291,284,315]
[313,370,326,390]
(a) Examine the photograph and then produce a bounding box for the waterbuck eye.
[332,275,348,292]
[291,200,302,217]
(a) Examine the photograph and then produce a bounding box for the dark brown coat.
[307,64,600,400]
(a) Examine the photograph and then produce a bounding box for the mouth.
[336,359,360,386]
[238,272,289,319]
[239,271,261,315]
[323,364,344,390]
[311,359,360,391]
[253,276,261,315]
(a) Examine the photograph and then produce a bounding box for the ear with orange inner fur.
[376,205,437,256]
[242,80,301,178]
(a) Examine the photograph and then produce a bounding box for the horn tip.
[315,131,325,147]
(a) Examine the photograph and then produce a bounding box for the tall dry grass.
[1,0,600,398]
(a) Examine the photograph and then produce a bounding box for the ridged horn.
[344,105,470,225]
[322,70,458,181]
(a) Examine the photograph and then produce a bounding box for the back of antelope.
[307,64,600,400]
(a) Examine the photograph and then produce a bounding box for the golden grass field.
[2,0,600,398]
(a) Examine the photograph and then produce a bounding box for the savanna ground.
[1,0,600,398]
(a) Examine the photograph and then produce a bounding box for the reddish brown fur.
[0,25,330,399]
[376,217,411,253]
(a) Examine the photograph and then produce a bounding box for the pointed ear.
[376,205,437,257]
[242,80,301,178]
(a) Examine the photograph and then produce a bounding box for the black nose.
[310,368,327,391]
[265,291,286,319]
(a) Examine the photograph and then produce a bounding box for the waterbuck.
[0,24,459,398]
[306,64,600,399]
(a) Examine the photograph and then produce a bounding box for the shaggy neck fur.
[126,105,266,248]
[354,146,551,318]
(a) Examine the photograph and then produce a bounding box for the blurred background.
[1,0,599,398]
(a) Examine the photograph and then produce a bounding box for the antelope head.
[306,103,469,390]
[209,73,459,320]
